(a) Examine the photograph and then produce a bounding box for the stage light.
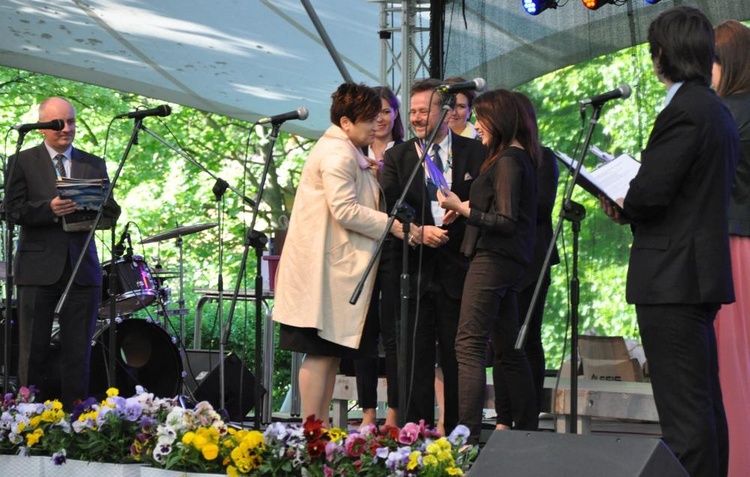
[582,0,615,10]
[522,0,558,15]
[644,0,661,4]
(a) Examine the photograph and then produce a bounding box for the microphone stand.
[138,125,256,210]
[2,129,32,394]
[137,124,258,418]
[351,93,456,426]
[515,103,603,433]
[138,125,256,364]
[54,119,142,389]
[222,121,281,428]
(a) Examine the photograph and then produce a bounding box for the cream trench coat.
[273,125,389,349]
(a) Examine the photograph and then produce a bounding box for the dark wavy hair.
[512,91,542,167]
[647,6,714,86]
[473,89,540,172]
[373,86,404,142]
[444,76,477,109]
[714,20,750,97]
[330,83,380,127]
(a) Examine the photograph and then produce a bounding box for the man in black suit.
[601,7,736,476]
[380,79,486,431]
[5,97,119,409]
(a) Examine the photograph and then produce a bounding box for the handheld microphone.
[579,84,632,107]
[435,78,487,94]
[12,119,65,133]
[115,105,172,120]
[258,107,309,125]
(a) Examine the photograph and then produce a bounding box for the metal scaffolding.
[372,0,432,138]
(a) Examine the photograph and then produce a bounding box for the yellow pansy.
[407,451,421,470]
[201,443,220,460]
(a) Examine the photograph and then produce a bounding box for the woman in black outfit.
[354,86,404,428]
[438,88,539,440]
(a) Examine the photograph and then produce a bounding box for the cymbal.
[152,268,179,276]
[142,223,217,244]
[151,269,179,280]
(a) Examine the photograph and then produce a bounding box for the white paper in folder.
[589,153,641,203]
[557,151,640,207]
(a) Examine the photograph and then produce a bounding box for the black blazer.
[623,81,738,305]
[722,91,750,237]
[520,147,560,289]
[380,133,486,298]
[6,144,120,286]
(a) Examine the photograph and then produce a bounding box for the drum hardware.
[157,285,172,306]
[158,308,190,317]
[142,224,216,365]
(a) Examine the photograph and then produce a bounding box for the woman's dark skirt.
[279,309,379,360]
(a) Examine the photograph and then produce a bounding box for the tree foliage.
[517,43,663,365]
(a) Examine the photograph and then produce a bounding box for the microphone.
[114,222,130,258]
[257,107,309,125]
[115,105,172,120]
[12,119,65,133]
[579,84,632,107]
[435,78,487,94]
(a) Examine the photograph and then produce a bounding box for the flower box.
[0,454,46,477]
[141,467,223,477]
[44,459,142,477]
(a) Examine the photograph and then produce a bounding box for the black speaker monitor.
[183,350,263,422]
[470,431,687,477]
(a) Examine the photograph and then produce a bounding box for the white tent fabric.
[0,0,381,139]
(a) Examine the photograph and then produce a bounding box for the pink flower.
[398,422,421,445]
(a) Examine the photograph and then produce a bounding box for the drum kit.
[99,222,217,319]
[58,222,218,398]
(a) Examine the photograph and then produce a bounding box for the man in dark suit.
[5,97,119,409]
[380,79,486,431]
[601,7,736,476]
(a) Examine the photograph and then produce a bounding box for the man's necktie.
[427,144,442,200]
[432,144,443,172]
[54,154,66,178]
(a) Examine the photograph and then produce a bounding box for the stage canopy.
[2,1,750,139]
[442,1,750,91]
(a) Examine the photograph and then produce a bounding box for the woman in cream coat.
[274,83,413,424]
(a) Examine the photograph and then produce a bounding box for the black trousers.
[494,272,551,425]
[354,252,400,410]
[17,259,99,410]
[456,251,536,440]
[637,303,728,477]
[394,281,461,431]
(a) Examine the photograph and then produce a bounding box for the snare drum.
[100,256,157,317]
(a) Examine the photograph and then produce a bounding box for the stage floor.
[261,410,662,445]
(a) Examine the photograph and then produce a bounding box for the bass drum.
[88,319,183,399]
